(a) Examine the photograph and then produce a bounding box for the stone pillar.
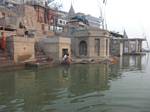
[128,40,130,53]
[106,38,110,57]
[138,41,142,52]
[120,41,123,56]
[135,40,139,52]
[119,56,123,68]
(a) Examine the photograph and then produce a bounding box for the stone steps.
[25,52,53,69]
[35,51,53,63]
[35,54,48,62]
[0,50,13,64]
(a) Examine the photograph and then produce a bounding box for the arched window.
[79,41,87,56]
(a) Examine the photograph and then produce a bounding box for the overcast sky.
[61,0,150,46]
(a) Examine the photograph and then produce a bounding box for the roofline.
[112,38,146,41]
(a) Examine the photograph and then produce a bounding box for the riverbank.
[0,63,25,72]
[0,56,119,72]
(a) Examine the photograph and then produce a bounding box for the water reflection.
[0,73,15,104]
[68,64,110,96]
[121,55,144,71]
[0,55,147,112]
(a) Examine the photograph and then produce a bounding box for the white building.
[85,15,102,28]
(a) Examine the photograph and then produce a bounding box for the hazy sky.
[61,0,150,45]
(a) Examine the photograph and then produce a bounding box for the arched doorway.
[79,41,87,56]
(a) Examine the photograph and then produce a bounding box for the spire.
[123,30,128,38]
[68,4,75,19]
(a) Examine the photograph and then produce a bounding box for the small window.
[95,39,100,56]
[63,21,66,24]
[59,20,62,24]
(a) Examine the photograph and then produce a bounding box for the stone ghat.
[71,57,118,64]
[0,57,119,72]
[25,61,54,69]
[0,62,55,72]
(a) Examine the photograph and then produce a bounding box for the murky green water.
[0,54,150,112]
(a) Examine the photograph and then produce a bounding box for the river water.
[0,54,150,112]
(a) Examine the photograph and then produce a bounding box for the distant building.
[109,31,145,56]
[69,13,101,28]
[67,5,101,28]
[55,10,68,32]
[85,15,101,28]
[0,0,5,5]
[109,32,124,56]
[123,38,145,55]
[25,0,45,6]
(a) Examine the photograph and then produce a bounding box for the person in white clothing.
[63,54,67,61]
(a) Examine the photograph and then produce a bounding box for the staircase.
[0,50,7,63]
[35,51,51,63]
[0,50,13,64]
[25,51,53,68]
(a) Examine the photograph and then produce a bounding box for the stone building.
[0,5,19,30]
[109,31,145,56]
[19,5,55,38]
[66,6,110,60]
[31,3,68,34]
[71,27,110,59]
[109,32,124,56]
[38,36,71,63]
[123,38,145,55]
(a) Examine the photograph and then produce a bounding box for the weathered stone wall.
[23,5,38,30]
[0,12,3,18]
[34,6,45,23]
[41,42,59,60]
[8,36,35,63]
[110,39,123,56]
[57,37,71,62]
[39,37,71,63]
[89,37,109,58]
[100,38,110,58]
[22,5,55,38]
